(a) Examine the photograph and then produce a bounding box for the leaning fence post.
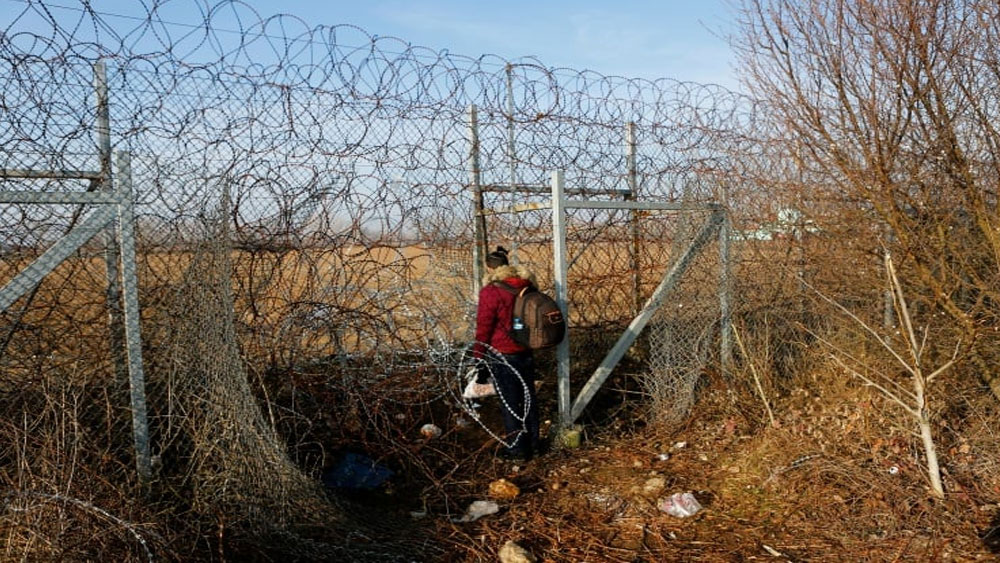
[115,151,152,485]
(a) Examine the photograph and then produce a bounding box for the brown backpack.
[496,282,566,350]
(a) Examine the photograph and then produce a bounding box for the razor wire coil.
[0,1,801,555]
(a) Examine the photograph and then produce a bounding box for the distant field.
[0,233,740,379]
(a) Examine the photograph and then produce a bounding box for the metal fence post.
[506,64,517,190]
[719,207,732,376]
[625,121,642,316]
[551,170,571,426]
[115,151,152,485]
[468,105,486,293]
[94,59,128,383]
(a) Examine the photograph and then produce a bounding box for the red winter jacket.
[474,266,535,357]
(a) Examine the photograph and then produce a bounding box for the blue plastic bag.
[322,452,393,490]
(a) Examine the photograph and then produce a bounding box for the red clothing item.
[474,276,533,356]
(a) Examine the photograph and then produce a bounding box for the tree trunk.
[917,412,944,499]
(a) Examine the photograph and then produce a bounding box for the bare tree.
[808,255,957,498]
[734,0,1000,400]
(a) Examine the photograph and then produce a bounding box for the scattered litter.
[671,441,687,450]
[452,500,500,523]
[656,453,670,462]
[499,540,537,563]
[888,465,899,475]
[657,492,703,518]
[762,544,784,557]
[420,423,442,439]
[488,478,521,500]
[409,510,427,520]
[463,379,497,399]
[322,452,393,490]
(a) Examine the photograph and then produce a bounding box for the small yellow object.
[558,427,582,449]
[488,478,521,500]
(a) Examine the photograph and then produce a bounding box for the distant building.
[736,208,820,241]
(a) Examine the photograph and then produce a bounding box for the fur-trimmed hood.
[483,264,536,286]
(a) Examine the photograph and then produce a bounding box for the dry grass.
[2,238,999,561]
[421,364,1000,561]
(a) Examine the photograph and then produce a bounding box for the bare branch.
[798,273,916,377]
[828,354,918,418]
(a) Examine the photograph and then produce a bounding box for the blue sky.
[269,0,740,88]
[2,0,740,89]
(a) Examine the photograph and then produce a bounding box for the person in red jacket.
[472,246,540,461]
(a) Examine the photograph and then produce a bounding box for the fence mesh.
[0,0,805,557]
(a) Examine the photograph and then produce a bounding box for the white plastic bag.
[451,500,500,523]
[462,368,497,399]
[657,492,703,518]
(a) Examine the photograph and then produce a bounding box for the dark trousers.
[491,351,539,455]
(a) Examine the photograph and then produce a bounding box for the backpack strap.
[493,281,518,295]
[493,281,531,298]
[493,281,530,319]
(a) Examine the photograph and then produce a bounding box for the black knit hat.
[486,246,509,268]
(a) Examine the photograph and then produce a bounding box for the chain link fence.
[0,0,812,557]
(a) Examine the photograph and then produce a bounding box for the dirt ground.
[329,372,1000,562]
